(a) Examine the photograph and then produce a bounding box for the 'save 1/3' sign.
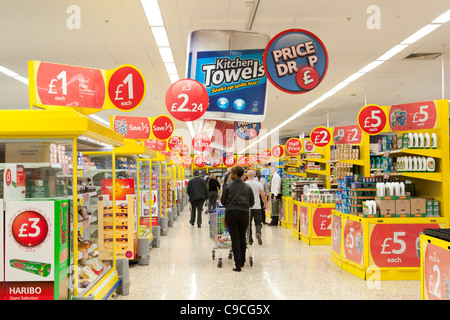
[165,79,209,122]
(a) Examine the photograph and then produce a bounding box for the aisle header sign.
[28,61,146,114]
[263,29,328,94]
[111,115,151,140]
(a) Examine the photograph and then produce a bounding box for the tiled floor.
[113,206,420,300]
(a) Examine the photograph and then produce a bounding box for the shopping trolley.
[209,204,253,268]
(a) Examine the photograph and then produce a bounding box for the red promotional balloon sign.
[286,138,302,154]
[192,133,211,152]
[108,65,146,111]
[165,79,209,121]
[224,156,236,167]
[262,149,272,160]
[151,115,174,141]
[168,135,183,152]
[358,104,387,135]
[194,155,207,167]
[310,127,331,147]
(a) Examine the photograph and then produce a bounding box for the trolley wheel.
[228,251,233,260]
[217,259,222,268]
[249,257,253,266]
[212,250,215,260]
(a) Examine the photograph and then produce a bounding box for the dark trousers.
[207,191,218,213]
[190,199,204,226]
[270,194,281,225]
[260,195,267,223]
[249,209,262,243]
[225,209,249,268]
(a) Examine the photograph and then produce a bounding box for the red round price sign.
[224,156,236,167]
[358,104,387,135]
[12,210,49,248]
[108,65,146,111]
[271,145,284,158]
[192,133,211,152]
[194,155,207,167]
[310,126,331,147]
[168,135,183,152]
[151,115,174,141]
[286,138,302,154]
[304,140,314,152]
[262,149,272,160]
[165,79,209,121]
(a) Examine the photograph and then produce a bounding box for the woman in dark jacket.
[207,173,220,213]
[220,166,255,271]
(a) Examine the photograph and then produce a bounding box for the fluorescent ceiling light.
[432,9,450,24]
[159,47,174,63]
[141,0,164,26]
[169,74,179,83]
[151,26,170,46]
[0,65,20,77]
[164,62,177,75]
[186,121,195,139]
[88,114,110,127]
[358,60,385,73]
[400,24,441,45]
[342,72,365,83]
[376,44,408,61]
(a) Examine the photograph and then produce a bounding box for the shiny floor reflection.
[113,207,420,300]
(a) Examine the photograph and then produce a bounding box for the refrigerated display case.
[0,109,124,300]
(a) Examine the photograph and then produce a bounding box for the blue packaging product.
[187,30,269,121]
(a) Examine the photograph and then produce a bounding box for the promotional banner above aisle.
[333,125,362,144]
[187,30,269,122]
[389,100,437,131]
[234,121,261,140]
[28,61,146,115]
[285,138,302,155]
[263,29,328,94]
[111,115,151,140]
[310,126,332,147]
[357,104,388,135]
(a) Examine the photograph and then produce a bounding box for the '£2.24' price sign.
[165,79,209,122]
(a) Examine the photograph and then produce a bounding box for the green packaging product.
[426,200,434,215]
[402,133,409,149]
[433,200,440,216]
[10,259,51,277]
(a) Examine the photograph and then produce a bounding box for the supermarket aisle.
[114,206,420,300]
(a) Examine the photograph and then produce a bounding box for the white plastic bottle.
[424,132,431,148]
[431,133,437,149]
[408,133,414,149]
[413,133,419,149]
[418,133,424,148]
[427,157,435,172]
[412,156,418,171]
[399,182,405,196]
[421,157,427,172]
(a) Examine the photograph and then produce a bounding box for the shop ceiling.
[0,0,449,154]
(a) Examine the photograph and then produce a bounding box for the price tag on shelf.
[165,79,209,122]
[310,126,331,147]
[357,104,387,135]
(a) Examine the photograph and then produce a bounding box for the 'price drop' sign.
[310,126,331,147]
[165,79,209,122]
[358,104,387,135]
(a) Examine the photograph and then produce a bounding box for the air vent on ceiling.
[403,52,442,60]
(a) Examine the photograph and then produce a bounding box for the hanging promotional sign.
[224,155,236,167]
[192,133,211,152]
[187,30,269,121]
[271,145,284,158]
[199,119,236,152]
[165,78,209,121]
[263,29,328,94]
[167,135,184,152]
[150,115,174,141]
[388,100,437,131]
[194,155,207,167]
[285,138,302,154]
[28,61,146,113]
[144,139,166,151]
[358,104,387,135]
[111,115,151,140]
[310,126,331,147]
[234,121,261,140]
[303,139,315,152]
[333,125,362,144]
[262,149,272,161]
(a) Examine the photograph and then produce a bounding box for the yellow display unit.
[293,200,334,245]
[0,109,124,300]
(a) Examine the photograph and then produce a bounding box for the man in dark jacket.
[187,171,208,227]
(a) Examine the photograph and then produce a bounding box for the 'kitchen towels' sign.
[187,30,269,122]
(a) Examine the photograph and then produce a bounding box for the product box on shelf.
[395,199,411,217]
[3,164,26,200]
[410,198,427,217]
[5,143,55,163]
[375,198,396,217]
[4,199,70,300]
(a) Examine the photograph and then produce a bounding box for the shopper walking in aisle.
[206,173,220,213]
[245,170,268,245]
[269,166,281,226]
[255,170,269,225]
[187,171,208,227]
[220,166,254,272]
[222,167,231,187]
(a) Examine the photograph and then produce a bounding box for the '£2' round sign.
[310,126,331,148]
